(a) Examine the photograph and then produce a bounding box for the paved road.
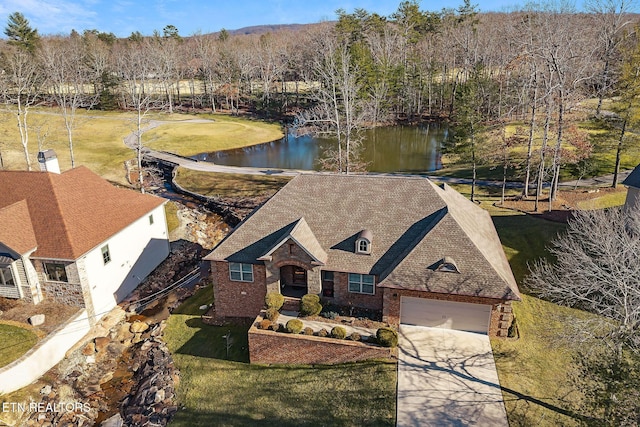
[397,326,509,427]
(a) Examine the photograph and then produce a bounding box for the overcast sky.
[0,0,613,38]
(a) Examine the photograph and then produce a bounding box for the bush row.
[255,318,397,347]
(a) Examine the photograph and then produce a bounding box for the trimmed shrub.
[376,327,398,348]
[316,329,329,338]
[265,292,284,310]
[321,311,339,320]
[264,307,280,322]
[331,326,347,339]
[286,319,304,334]
[303,327,314,335]
[348,332,361,341]
[300,294,322,317]
[258,319,272,330]
[269,322,279,331]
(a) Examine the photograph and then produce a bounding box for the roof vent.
[436,256,460,273]
[355,229,372,255]
[37,150,60,174]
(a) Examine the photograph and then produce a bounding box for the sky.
[0,0,568,38]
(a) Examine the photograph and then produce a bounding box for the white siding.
[77,204,169,320]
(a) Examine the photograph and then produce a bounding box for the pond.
[193,124,447,173]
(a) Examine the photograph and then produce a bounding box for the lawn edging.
[248,313,397,364]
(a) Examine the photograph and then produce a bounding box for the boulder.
[82,342,96,356]
[129,321,149,334]
[94,337,111,353]
[40,385,52,395]
[28,314,45,326]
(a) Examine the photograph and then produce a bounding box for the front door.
[280,265,308,298]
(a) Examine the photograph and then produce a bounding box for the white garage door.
[400,297,491,334]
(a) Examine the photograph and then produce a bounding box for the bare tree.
[40,35,99,168]
[116,39,164,192]
[0,45,45,170]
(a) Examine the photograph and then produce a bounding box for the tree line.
[1,1,639,193]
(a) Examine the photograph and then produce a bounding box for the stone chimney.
[37,149,61,174]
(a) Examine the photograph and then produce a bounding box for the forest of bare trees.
[1,1,639,184]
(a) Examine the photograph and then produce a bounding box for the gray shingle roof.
[205,174,520,301]
[623,164,640,188]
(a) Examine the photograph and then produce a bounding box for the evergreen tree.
[4,12,39,53]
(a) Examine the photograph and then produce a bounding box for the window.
[44,262,68,282]
[358,239,370,253]
[322,270,334,298]
[0,265,15,287]
[229,262,253,282]
[101,245,111,265]
[149,214,154,225]
[348,273,375,295]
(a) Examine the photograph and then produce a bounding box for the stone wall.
[249,324,396,365]
[211,261,267,318]
[381,287,513,338]
[36,261,85,307]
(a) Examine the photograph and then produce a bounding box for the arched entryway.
[280,265,307,298]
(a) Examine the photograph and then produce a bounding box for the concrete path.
[397,326,508,427]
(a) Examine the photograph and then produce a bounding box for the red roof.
[0,167,165,260]
[0,200,38,255]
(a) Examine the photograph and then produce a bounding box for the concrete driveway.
[397,326,509,427]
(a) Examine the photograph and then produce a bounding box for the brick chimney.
[37,149,61,174]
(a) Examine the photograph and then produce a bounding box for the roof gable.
[623,164,640,188]
[0,200,38,255]
[0,167,165,260]
[257,217,327,265]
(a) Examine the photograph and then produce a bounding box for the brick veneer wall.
[381,287,514,338]
[212,261,267,318]
[329,272,383,311]
[249,315,396,364]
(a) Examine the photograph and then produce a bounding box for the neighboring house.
[0,164,170,325]
[205,174,521,337]
[623,164,640,211]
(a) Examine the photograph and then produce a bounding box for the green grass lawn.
[165,286,396,427]
[174,169,292,198]
[164,201,180,234]
[0,323,38,368]
[145,114,284,156]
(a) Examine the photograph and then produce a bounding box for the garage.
[400,296,491,334]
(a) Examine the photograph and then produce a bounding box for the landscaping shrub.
[331,326,347,339]
[265,292,284,310]
[258,319,272,330]
[303,327,314,335]
[321,311,339,320]
[269,322,279,331]
[264,307,280,322]
[316,329,329,338]
[508,317,519,338]
[376,327,398,348]
[286,319,304,334]
[348,332,361,341]
[300,294,322,317]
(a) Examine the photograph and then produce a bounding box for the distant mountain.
[223,23,329,36]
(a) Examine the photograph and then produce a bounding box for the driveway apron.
[397,326,509,427]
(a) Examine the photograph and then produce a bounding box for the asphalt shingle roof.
[0,167,166,260]
[205,174,520,301]
[0,200,37,255]
[623,164,640,188]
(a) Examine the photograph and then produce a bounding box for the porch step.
[282,297,300,312]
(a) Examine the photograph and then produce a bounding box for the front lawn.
[165,286,396,427]
[0,323,38,368]
[174,169,291,198]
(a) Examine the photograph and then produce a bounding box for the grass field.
[0,323,38,368]
[145,114,284,156]
[0,109,283,185]
[174,169,292,198]
[165,285,397,427]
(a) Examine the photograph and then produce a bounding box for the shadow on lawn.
[174,317,250,362]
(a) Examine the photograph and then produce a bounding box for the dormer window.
[355,229,372,255]
[436,257,460,273]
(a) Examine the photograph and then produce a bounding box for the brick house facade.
[205,175,520,338]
